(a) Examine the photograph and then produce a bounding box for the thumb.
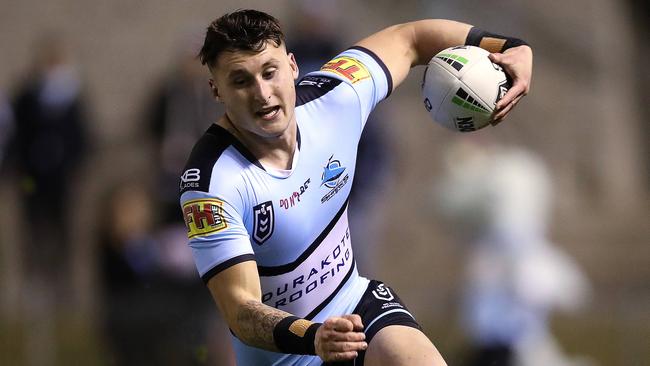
[488,52,503,63]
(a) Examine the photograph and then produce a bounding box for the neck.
[218,115,297,170]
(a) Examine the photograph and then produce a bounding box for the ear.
[288,52,299,80]
[208,79,221,102]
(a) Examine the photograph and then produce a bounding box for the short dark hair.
[198,9,285,69]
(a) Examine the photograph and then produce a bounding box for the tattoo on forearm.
[237,300,292,350]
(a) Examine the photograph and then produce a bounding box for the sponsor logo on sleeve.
[298,76,333,88]
[182,198,227,238]
[180,168,201,191]
[320,56,370,84]
[253,201,274,245]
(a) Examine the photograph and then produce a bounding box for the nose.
[252,78,272,104]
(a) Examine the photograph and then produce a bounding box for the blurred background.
[0,0,648,365]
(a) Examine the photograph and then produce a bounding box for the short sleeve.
[306,46,392,129]
[180,189,254,283]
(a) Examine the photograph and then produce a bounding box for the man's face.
[210,41,299,140]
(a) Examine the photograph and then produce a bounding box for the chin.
[260,124,290,138]
[257,118,291,137]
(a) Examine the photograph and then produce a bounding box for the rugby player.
[180,9,532,365]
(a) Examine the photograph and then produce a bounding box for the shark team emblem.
[253,201,274,245]
[321,155,346,189]
[320,155,350,204]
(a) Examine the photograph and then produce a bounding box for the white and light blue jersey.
[180,47,392,366]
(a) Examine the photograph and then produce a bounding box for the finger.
[342,314,364,331]
[325,351,359,362]
[491,96,521,125]
[488,52,503,63]
[496,83,524,110]
[499,94,523,119]
[492,103,514,124]
[324,329,366,342]
[327,340,368,353]
[323,342,368,354]
[329,317,354,332]
[323,317,349,330]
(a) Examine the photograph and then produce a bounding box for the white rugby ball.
[421,45,511,132]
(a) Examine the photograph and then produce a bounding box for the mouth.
[255,106,281,121]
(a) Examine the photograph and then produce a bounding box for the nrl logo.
[253,201,274,245]
[372,283,394,301]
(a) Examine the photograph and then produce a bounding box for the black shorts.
[324,280,422,366]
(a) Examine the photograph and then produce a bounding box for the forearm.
[208,262,321,355]
[234,299,292,351]
[406,19,472,66]
[356,19,472,88]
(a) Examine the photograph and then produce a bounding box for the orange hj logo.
[183,198,227,238]
[321,57,370,83]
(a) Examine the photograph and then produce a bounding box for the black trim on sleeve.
[348,45,394,98]
[180,124,235,194]
[295,75,342,107]
[201,254,256,284]
[180,124,268,195]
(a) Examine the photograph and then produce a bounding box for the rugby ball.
[421,45,511,132]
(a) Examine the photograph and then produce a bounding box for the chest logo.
[321,155,346,188]
[280,178,311,210]
[253,201,274,245]
[321,155,350,204]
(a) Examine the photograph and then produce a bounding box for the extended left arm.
[355,19,532,122]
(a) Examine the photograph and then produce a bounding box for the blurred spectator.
[98,181,234,365]
[100,32,235,365]
[286,1,342,79]
[435,140,592,366]
[287,2,396,277]
[0,90,14,169]
[148,32,224,225]
[8,34,88,270]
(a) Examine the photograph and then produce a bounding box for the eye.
[232,78,247,86]
[263,68,277,79]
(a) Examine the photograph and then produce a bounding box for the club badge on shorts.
[253,201,274,245]
[372,283,394,301]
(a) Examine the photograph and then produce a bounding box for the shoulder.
[296,74,343,107]
[180,124,253,195]
[313,47,393,96]
[295,47,393,120]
